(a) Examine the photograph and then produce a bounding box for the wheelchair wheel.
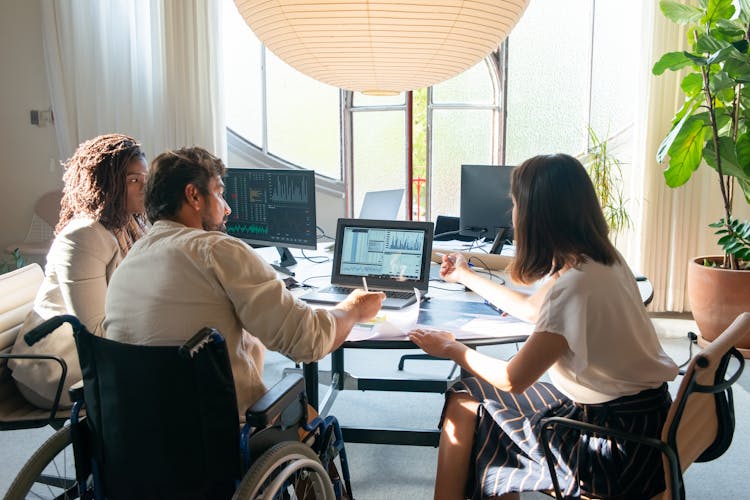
[233,441,335,500]
[4,425,80,500]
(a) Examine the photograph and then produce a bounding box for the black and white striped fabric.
[446,378,671,499]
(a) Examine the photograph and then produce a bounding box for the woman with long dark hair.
[10,134,148,409]
[410,154,678,499]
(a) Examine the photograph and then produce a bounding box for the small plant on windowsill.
[0,248,27,275]
[579,126,632,241]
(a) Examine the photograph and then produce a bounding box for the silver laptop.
[358,189,404,220]
[300,218,434,309]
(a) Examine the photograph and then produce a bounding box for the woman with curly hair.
[10,134,148,409]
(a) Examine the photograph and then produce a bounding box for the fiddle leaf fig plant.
[652,0,750,270]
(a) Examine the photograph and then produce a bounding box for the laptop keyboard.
[319,285,415,300]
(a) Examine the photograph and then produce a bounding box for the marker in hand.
[362,276,369,292]
[435,252,455,263]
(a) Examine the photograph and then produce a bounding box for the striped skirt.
[445,378,672,499]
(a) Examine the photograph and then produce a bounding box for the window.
[222,0,341,181]
[222,0,640,225]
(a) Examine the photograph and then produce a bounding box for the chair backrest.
[0,264,43,378]
[34,190,62,230]
[73,325,242,500]
[659,312,749,499]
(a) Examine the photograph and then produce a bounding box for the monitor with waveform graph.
[224,167,317,274]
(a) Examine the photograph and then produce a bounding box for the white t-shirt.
[535,256,678,404]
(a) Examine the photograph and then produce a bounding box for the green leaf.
[660,1,703,24]
[681,73,704,95]
[709,70,736,93]
[657,101,700,163]
[736,133,750,168]
[705,0,736,25]
[732,39,750,54]
[665,116,707,186]
[738,176,750,203]
[704,136,750,177]
[653,51,694,75]
[740,0,750,23]
[697,33,731,53]
[684,52,709,66]
[724,56,750,82]
[716,19,747,36]
[707,46,740,65]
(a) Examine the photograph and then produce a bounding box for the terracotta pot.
[687,256,750,350]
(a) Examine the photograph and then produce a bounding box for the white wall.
[0,1,61,257]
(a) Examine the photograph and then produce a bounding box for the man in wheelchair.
[103,146,383,418]
[12,315,351,499]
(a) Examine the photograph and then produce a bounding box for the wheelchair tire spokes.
[233,441,335,499]
[4,425,85,500]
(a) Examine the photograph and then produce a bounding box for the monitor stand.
[489,227,513,255]
[270,247,298,276]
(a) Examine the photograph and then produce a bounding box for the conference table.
[268,244,654,447]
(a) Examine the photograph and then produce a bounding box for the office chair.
[540,312,749,500]
[0,263,72,430]
[7,315,352,500]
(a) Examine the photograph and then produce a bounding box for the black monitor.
[224,167,317,275]
[459,164,515,252]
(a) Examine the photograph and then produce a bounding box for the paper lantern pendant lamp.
[234,0,530,95]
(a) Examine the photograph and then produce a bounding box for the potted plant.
[653,0,750,353]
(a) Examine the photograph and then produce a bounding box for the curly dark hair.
[57,134,146,232]
[145,147,226,222]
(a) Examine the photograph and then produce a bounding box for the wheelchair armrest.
[69,380,84,403]
[246,373,305,428]
[23,314,84,346]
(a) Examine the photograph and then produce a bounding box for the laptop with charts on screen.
[300,218,434,309]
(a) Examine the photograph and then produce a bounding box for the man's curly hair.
[57,134,147,250]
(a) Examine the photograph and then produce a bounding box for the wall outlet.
[30,108,54,127]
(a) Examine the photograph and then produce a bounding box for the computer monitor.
[224,167,317,274]
[459,164,515,252]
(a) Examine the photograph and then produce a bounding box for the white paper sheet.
[347,289,421,341]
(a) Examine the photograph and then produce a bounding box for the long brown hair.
[57,134,147,253]
[510,153,619,284]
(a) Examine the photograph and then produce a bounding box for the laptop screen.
[358,189,404,219]
[331,218,434,291]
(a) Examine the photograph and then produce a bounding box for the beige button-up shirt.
[104,220,337,415]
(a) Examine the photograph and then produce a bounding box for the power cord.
[466,255,505,285]
[677,331,698,374]
[301,249,329,263]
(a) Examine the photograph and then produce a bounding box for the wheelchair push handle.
[178,327,224,359]
[24,314,86,346]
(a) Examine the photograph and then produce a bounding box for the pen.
[362,276,369,292]
[435,252,455,263]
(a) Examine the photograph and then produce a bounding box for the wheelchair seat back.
[74,326,242,499]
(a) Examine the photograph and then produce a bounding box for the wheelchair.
[5,315,353,500]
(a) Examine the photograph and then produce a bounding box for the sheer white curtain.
[41,0,225,162]
[630,1,750,312]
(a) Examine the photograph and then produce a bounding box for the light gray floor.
[1,317,747,499]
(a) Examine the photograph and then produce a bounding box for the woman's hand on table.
[408,328,457,358]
